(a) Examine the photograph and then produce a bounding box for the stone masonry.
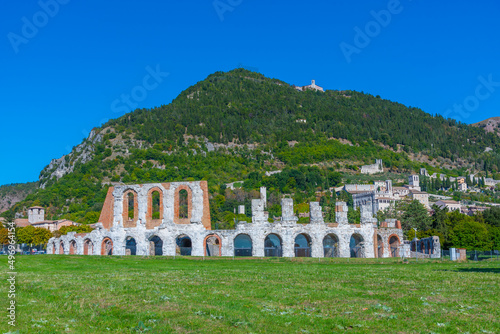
[47,181,403,258]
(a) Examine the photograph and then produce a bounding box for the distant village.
[346,159,498,217]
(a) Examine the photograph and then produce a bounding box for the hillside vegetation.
[0,182,37,213]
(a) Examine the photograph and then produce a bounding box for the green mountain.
[5,69,500,224]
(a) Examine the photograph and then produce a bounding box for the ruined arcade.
[47,181,403,258]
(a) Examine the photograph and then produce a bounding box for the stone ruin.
[47,181,403,258]
[360,159,383,174]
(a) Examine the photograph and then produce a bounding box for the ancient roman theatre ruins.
[47,181,403,258]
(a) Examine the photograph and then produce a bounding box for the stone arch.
[204,234,222,256]
[147,187,163,229]
[83,239,93,255]
[69,240,77,255]
[377,234,384,258]
[323,234,339,258]
[101,237,113,256]
[234,234,253,257]
[149,235,163,256]
[294,233,312,257]
[52,241,57,254]
[389,234,400,257]
[125,237,137,256]
[123,189,138,228]
[59,241,65,255]
[176,234,192,256]
[174,185,192,224]
[264,233,282,257]
[350,233,365,258]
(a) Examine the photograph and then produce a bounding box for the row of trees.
[377,200,500,250]
[0,222,93,246]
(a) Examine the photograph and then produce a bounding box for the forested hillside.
[107,69,499,163]
[5,69,500,226]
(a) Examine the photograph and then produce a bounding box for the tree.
[448,216,492,250]
[431,204,448,236]
[399,200,432,232]
[482,207,500,228]
[0,223,8,245]
[348,207,360,224]
[17,226,52,245]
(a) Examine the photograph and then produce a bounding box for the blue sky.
[1,0,500,186]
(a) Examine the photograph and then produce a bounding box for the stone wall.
[48,182,403,258]
[360,159,383,174]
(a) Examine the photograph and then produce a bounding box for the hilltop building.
[295,80,324,92]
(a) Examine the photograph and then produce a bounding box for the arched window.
[151,191,160,219]
[264,234,282,257]
[389,236,400,257]
[294,234,312,257]
[179,189,188,219]
[69,240,76,255]
[234,234,252,257]
[101,238,113,256]
[125,237,137,256]
[205,235,221,256]
[149,236,163,256]
[127,193,135,220]
[377,235,384,258]
[323,234,339,258]
[350,234,365,258]
[59,242,64,255]
[84,239,93,255]
[176,235,192,256]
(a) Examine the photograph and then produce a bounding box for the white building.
[409,190,430,208]
[295,80,324,92]
[435,200,461,212]
[360,159,383,175]
[408,175,421,191]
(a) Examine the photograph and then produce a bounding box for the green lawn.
[1,256,499,334]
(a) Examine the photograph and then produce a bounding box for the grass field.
[1,256,499,334]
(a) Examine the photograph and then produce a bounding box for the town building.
[458,182,468,192]
[349,176,430,212]
[409,190,429,208]
[435,200,461,212]
[408,175,421,191]
[14,206,79,231]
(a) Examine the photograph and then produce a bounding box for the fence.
[1,244,47,255]
[264,247,282,257]
[442,249,500,261]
